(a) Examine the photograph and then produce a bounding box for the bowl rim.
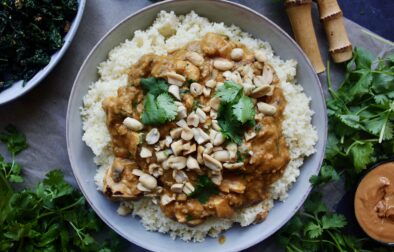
[66,0,327,251]
[0,0,86,105]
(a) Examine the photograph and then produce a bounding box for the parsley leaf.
[189,175,219,203]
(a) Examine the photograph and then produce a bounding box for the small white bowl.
[67,1,327,251]
[0,0,86,105]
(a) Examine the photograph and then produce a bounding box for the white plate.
[0,0,86,105]
[67,1,327,251]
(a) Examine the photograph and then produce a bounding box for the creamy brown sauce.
[355,161,394,243]
[101,33,290,225]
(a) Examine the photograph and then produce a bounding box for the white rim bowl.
[67,1,327,251]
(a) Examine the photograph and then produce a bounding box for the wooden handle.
[317,0,352,63]
[285,0,325,73]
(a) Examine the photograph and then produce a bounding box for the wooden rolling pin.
[317,0,352,63]
[285,0,326,73]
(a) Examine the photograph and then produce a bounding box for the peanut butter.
[355,161,394,243]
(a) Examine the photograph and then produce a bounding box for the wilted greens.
[0,0,78,92]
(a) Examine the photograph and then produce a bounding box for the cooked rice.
[81,11,318,242]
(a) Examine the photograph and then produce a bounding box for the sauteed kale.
[0,0,78,92]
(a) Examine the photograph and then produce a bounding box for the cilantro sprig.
[0,125,27,183]
[277,193,367,252]
[215,81,256,144]
[277,49,394,251]
[140,77,178,125]
[320,48,394,183]
[0,126,121,251]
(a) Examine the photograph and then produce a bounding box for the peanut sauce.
[355,161,394,243]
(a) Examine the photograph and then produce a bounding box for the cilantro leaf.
[215,81,242,103]
[156,93,177,122]
[309,165,340,186]
[140,77,168,97]
[349,141,375,172]
[363,112,393,141]
[141,93,177,126]
[217,103,244,144]
[353,47,374,70]
[140,78,177,126]
[321,214,347,229]
[0,126,122,251]
[0,125,28,155]
[189,175,219,203]
[304,222,322,239]
[232,96,255,124]
[215,81,256,143]
[141,93,166,125]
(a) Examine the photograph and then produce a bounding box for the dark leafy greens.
[0,126,121,251]
[0,0,78,91]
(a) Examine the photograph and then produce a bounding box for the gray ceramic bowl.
[0,0,86,105]
[67,1,327,251]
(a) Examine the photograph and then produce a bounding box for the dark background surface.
[339,0,394,41]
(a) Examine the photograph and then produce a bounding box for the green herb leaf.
[141,93,166,125]
[140,78,177,126]
[321,214,347,229]
[140,77,168,96]
[304,222,322,239]
[215,80,242,103]
[232,96,255,124]
[309,165,340,186]
[349,141,375,172]
[0,125,28,155]
[217,103,244,144]
[0,126,122,251]
[215,81,256,143]
[189,175,219,203]
[156,93,177,121]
